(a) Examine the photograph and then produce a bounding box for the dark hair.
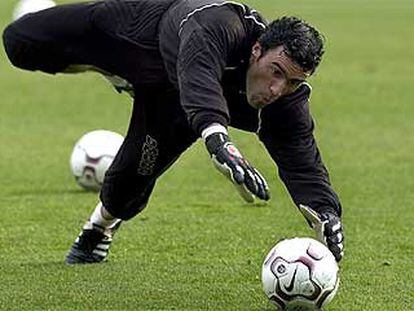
[258,16,325,74]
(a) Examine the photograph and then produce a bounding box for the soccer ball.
[262,237,339,310]
[70,130,124,192]
[13,0,56,21]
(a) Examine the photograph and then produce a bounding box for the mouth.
[256,96,275,108]
[248,94,276,109]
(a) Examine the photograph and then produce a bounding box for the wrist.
[201,123,228,140]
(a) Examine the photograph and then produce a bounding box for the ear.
[251,42,262,60]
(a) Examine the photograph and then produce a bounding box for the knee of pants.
[100,178,155,221]
[3,21,67,73]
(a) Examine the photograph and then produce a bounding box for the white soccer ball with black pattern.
[70,130,124,192]
[262,237,339,310]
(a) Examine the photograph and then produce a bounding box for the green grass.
[1,0,413,310]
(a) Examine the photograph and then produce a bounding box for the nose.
[269,78,287,97]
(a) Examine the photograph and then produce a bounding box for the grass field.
[1,0,413,310]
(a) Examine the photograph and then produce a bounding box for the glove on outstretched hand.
[299,204,344,262]
[205,132,270,203]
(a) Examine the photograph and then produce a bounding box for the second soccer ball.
[70,130,124,192]
[13,0,56,21]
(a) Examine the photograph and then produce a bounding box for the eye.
[271,66,284,78]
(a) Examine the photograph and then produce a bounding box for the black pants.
[3,2,198,220]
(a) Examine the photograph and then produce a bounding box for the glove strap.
[201,123,228,140]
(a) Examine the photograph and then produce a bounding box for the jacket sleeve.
[258,84,342,216]
[177,7,245,135]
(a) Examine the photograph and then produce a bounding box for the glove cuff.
[201,123,228,140]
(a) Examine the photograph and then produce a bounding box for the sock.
[89,202,121,229]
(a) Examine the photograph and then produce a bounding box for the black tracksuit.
[2,0,342,219]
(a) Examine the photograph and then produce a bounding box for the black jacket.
[104,0,342,215]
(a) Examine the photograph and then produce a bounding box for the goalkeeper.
[2,0,344,263]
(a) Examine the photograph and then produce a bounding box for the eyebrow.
[272,62,306,83]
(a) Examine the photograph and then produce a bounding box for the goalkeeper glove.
[203,125,270,203]
[299,204,344,262]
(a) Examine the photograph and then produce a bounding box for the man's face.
[246,44,311,109]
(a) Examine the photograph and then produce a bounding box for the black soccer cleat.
[65,220,121,264]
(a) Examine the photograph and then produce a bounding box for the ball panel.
[70,145,87,177]
[316,276,340,309]
[94,155,115,183]
[75,130,123,159]
[76,166,101,192]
